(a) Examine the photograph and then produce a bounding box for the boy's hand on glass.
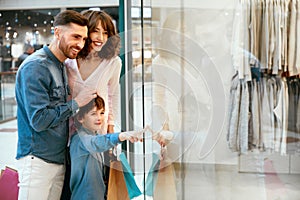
[119,129,144,143]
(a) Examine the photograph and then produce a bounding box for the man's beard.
[59,37,79,59]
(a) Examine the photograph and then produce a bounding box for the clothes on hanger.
[231,0,300,80]
[227,73,300,155]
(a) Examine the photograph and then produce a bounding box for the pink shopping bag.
[0,166,19,200]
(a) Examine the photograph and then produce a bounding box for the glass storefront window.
[0,1,299,199]
[123,0,300,199]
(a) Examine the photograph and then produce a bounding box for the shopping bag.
[0,166,19,200]
[145,153,177,200]
[119,152,142,199]
[107,152,142,200]
[107,160,130,200]
[145,153,160,196]
[154,159,177,200]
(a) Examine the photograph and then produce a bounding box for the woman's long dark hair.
[78,10,120,60]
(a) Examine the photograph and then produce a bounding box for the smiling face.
[89,21,108,52]
[55,23,88,60]
[78,106,105,133]
[77,10,120,59]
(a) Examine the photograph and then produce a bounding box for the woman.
[64,10,121,199]
[66,9,121,135]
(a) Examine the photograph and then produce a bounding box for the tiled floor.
[0,119,18,170]
[1,119,300,200]
[177,164,300,200]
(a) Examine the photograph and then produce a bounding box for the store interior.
[0,0,300,199]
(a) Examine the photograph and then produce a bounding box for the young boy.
[69,95,142,200]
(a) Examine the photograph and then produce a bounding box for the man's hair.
[23,44,34,53]
[74,95,105,127]
[53,10,88,27]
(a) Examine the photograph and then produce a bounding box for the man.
[16,43,35,68]
[15,10,97,200]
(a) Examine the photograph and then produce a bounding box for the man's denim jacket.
[15,46,79,164]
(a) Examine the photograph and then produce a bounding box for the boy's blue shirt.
[69,126,121,200]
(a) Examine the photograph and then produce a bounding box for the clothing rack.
[232,0,300,81]
[229,0,300,173]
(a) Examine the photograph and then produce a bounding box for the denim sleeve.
[18,62,79,132]
[78,133,121,153]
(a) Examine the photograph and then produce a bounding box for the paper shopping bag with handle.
[118,152,142,199]
[154,158,177,200]
[107,152,142,200]
[107,159,130,200]
[145,152,160,196]
[0,166,19,200]
[145,152,177,200]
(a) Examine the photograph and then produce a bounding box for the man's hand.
[74,87,97,107]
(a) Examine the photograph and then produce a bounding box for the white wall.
[151,0,235,9]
